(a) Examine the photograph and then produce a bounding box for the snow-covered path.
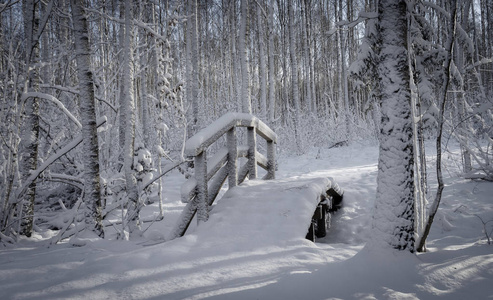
[1,142,492,300]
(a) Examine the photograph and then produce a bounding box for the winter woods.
[0,0,492,248]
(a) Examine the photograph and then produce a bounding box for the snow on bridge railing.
[169,113,277,240]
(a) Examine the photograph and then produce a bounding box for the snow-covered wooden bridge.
[169,113,343,242]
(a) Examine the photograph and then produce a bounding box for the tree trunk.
[408,10,427,250]
[138,0,151,149]
[122,0,139,238]
[288,1,302,152]
[257,2,267,120]
[240,0,251,114]
[268,0,276,124]
[20,0,40,238]
[337,0,351,139]
[301,0,313,114]
[189,0,200,133]
[373,0,415,252]
[70,0,104,238]
[118,1,126,168]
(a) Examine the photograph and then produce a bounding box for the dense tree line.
[0,0,491,250]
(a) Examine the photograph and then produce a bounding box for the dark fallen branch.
[328,141,348,149]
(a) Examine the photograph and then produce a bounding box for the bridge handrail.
[169,113,277,240]
[185,112,277,156]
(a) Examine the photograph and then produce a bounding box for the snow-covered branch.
[40,84,118,113]
[21,92,82,128]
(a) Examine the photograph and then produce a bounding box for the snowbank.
[1,141,492,300]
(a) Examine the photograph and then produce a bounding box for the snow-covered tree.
[267,0,276,125]
[372,0,415,252]
[70,0,104,238]
[288,1,302,153]
[20,0,41,237]
[239,0,251,114]
[187,0,200,134]
[257,1,267,120]
[122,0,139,238]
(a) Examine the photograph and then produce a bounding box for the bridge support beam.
[266,140,275,180]
[247,127,257,179]
[227,128,238,188]
[195,150,208,223]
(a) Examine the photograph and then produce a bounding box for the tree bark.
[122,0,139,238]
[288,1,301,152]
[301,0,313,113]
[20,0,40,237]
[268,0,276,124]
[70,0,104,237]
[373,0,415,252]
[240,0,251,114]
[257,2,267,120]
[189,0,200,134]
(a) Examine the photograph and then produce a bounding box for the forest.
[0,0,492,251]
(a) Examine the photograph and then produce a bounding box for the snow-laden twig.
[21,91,82,128]
[141,160,191,192]
[40,84,118,113]
[454,205,493,245]
[473,215,493,245]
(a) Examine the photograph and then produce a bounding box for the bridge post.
[227,128,238,188]
[247,127,257,179]
[195,150,209,223]
[266,140,275,179]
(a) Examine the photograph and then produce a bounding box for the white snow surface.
[1,142,493,299]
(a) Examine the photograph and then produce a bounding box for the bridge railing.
[169,113,277,239]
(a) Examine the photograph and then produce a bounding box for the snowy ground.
[1,141,492,300]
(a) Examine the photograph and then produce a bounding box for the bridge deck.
[186,177,334,247]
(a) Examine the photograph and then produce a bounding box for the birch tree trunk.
[408,10,427,250]
[301,0,313,114]
[307,0,317,114]
[267,0,276,124]
[118,2,126,167]
[122,0,139,237]
[188,0,200,134]
[257,2,267,120]
[456,3,472,174]
[239,0,251,114]
[138,0,151,149]
[70,0,104,238]
[373,0,415,252]
[184,0,192,126]
[288,1,301,152]
[20,0,40,237]
[281,4,289,126]
[337,0,351,139]
[229,2,241,112]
